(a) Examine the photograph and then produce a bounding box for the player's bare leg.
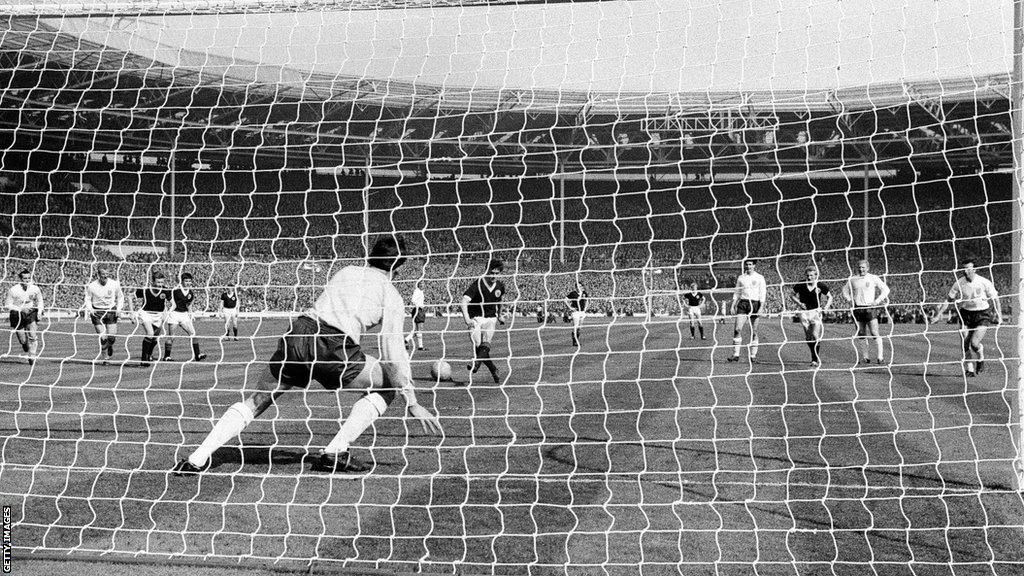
[729,314,747,362]
[467,319,482,374]
[748,316,760,361]
[867,319,883,363]
[174,373,293,475]
[971,326,988,374]
[854,321,870,364]
[162,323,176,361]
[180,321,206,361]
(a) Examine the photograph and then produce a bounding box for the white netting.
[1,2,1022,574]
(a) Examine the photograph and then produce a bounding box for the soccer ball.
[430,360,453,382]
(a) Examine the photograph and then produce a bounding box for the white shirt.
[947,275,998,312]
[734,272,767,302]
[842,273,889,307]
[7,283,43,313]
[305,265,412,397]
[85,279,124,311]
[411,287,425,308]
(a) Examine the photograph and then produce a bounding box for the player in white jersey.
[6,269,44,364]
[172,236,441,476]
[84,266,129,363]
[930,258,1001,377]
[841,260,890,364]
[404,281,426,352]
[728,260,767,362]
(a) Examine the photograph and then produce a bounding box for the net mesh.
[1,2,1022,574]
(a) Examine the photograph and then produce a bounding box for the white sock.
[860,338,869,359]
[976,344,984,362]
[188,402,255,468]
[732,337,741,356]
[416,333,424,348]
[750,337,759,358]
[875,338,883,360]
[323,393,389,455]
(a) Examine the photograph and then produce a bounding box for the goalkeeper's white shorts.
[686,306,702,319]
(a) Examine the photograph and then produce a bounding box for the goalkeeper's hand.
[408,403,442,435]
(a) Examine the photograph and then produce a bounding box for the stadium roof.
[0,2,1017,176]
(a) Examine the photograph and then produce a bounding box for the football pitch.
[2,315,1023,574]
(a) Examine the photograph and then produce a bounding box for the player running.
[460,258,505,384]
[565,280,588,347]
[790,265,833,367]
[728,260,767,362]
[931,258,1001,377]
[172,235,441,476]
[220,283,240,341]
[842,259,890,364]
[6,269,44,365]
[84,266,128,364]
[405,280,426,351]
[132,271,171,367]
[163,272,206,362]
[682,282,706,340]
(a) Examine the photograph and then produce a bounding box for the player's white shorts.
[469,317,498,345]
[138,311,164,328]
[223,308,239,321]
[798,309,823,328]
[165,311,195,331]
[571,310,586,328]
[686,306,702,319]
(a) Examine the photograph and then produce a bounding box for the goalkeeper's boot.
[172,458,209,477]
[311,451,370,473]
[976,360,985,374]
[727,356,739,363]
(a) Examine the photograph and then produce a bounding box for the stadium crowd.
[1,169,1012,321]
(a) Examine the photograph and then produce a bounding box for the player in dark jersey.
[790,265,833,367]
[163,272,206,362]
[459,258,505,384]
[131,271,171,366]
[565,280,588,347]
[220,283,240,341]
[682,282,706,340]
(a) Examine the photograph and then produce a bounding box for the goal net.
[1,1,1022,574]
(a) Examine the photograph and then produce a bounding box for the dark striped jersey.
[792,282,830,310]
[683,292,704,307]
[464,277,505,319]
[135,287,170,313]
[220,292,238,310]
[567,289,588,312]
[171,288,195,313]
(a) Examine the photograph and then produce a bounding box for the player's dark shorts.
[958,307,995,329]
[90,310,118,325]
[268,315,366,390]
[413,307,427,324]
[852,306,882,324]
[736,299,761,318]
[9,310,38,329]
